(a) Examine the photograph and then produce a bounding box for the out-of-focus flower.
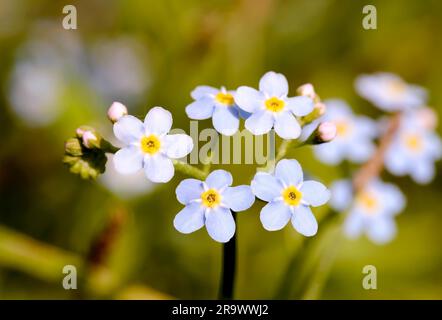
[355,72,427,112]
[235,71,314,139]
[174,170,255,243]
[312,100,377,164]
[330,179,405,244]
[107,102,128,123]
[384,108,442,184]
[113,107,193,183]
[186,86,245,136]
[251,159,330,236]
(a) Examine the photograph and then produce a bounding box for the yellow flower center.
[140,135,161,155]
[201,189,221,208]
[215,92,235,106]
[356,191,378,215]
[265,97,285,112]
[282,185,302,206]
[403,133,422,152]
[335,120,350,137]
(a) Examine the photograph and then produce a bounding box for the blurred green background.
[0,0,441,299]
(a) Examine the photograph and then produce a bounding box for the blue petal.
[113,146,144,174]
[212,106,240,136]
[176,178,204,205]
[113,115,144,144]
[343,212,364,239]
[411,160,435,184]
[245,110,274,135]
[205,170,233,190]
[205,207,235,243]
[222,185,255,212]
[251,172,283,202]
[259,71,288,97]
[186,98,215,120]
[274,112,301,139]
[260,200,291,231]
[144,154,174,183]
[235,86,264,113]
[191,85,218,100]
[174,202,205,234]
[286,96,314,116]
[366,216,396,244]
[275,159,303,186]
[300,180,330,207]
[291,205,318,236]
[329,180,353,211]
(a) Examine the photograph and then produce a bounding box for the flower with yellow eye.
[384,108,442,184]
[174,170,255,243]
[251,159,330,236]
[329,179,405,244]
[355,72,427,112]
[113,107,193,183]
[186,86,246,136]
[235,71,314,139]
[312,99,377,164]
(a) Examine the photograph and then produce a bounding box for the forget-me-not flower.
[235,71,314,139]
[174,170,255,243]
[186,86,246,136]
[355,72,427,112]
[113,107,193,183]
[384,109,442,184]
[251,159,330,236]
[330,179,405,244]
[313,99,377,164]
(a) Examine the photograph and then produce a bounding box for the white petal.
[174,202,205,234]
[191,85,218,100]
[205,170,232,189]
[300,180,330,207]
[259,71,288,97]
[222,185,255,212]
[212,106,240,136]
[113,115,144,144]
[144,106,172,135]
[260,200,291,231]
[275,159,303,186]
[291,205,318,236]
[245,110,274,135]
[113,146,143,174]
[176,178,204,205]
[286,96,314,116]
[235,86,264,113]
[251,172,283,201]
[274,112,301,139]
[185,98,215,120]
[163,134,194,159]
[205,207,236,243]
[367,217,396,244]
[343,212,364,239]
[144,154,174,183]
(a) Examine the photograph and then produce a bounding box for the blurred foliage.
[0,0,441,299]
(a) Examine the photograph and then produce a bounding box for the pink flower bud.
[318,122,337,142]
[416,107,437,130]
[297,83,316,99]
[315,102,326,116]
[82,130,99,149]
[107,102,128,123]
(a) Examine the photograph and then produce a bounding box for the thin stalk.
[219,212,237,299]
[173,160,208,180]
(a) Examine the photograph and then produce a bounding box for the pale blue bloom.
[384,109,442,184]
[113,107,194,183]
[174,170,255,243]
[235,71,314,139]
[186,86,247,136]
[251,159,330,236]
[313,99,377,164]
[330,179,405,244]
[355,72,427,112]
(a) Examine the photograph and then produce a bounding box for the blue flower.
[186,86,247,136]
[174,170,255,243]
[312,99,377,164]
[384,108,442,184]
[251,159,330,236]
[330,179,405,244]
[235,71,314,139]
[355,73,427,112]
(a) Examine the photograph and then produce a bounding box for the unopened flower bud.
[82,130,101,149]
[107,102,128,123]
[299,102,327,126]
[65,138,83,156]
[297,83,316,99]
[317,122,337,142]
[416,107,437,130]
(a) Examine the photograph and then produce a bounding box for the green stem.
[100,139,119,154]
[173,160,208,180]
